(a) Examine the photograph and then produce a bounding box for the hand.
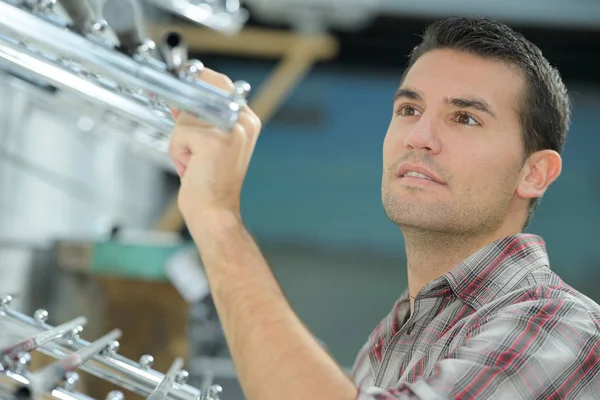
[168,68,262,223]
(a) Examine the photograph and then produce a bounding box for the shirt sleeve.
[355,295,600,400]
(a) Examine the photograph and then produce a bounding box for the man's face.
[382,49,527,235]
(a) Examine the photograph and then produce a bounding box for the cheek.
[451,148,519,195]
[382,126,399,164]
[383,117,411,155]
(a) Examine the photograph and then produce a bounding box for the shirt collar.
[443,233,550,309]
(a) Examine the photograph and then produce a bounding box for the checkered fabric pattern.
[351,234,600,399]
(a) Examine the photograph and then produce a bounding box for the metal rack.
[0,0,250,160]
[0,294,223,400]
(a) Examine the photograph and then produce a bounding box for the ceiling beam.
[147,24,339,59]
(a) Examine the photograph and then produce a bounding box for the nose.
[402,113,442,154]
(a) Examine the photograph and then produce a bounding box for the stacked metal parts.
[0,0,255,398]
[144,0,249,35]
[0,0,251,162]
[0,294,223,400]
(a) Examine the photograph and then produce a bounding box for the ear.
[516,150,562,200]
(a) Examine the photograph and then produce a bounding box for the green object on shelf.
[90,241,190,281]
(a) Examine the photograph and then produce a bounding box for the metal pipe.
[0,372,96,400]
[0,316,87,364]
[102,0,148,55]
[158,32,188,72]
[56,0,99,34]
[25,330,122,398]
[0,308,203,400]
[0,1,247,135]
[146,357,184,400]
[143,0,249,35]
[0,37,176,133]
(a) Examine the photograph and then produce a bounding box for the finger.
[168,68,234,124]
[169,107,181,120]
[195,67,235,92]
[203,108,260,163]
[228,122,249,161]
[174,110,212,128]
[242,105,262,136]
[174,161,187,177]
[171,152,189,177]
[236,108,262,142]
[174,104,260,136]
[230,111,262,162]
[168,132,192,177]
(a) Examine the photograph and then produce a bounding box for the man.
[168,16,600,400]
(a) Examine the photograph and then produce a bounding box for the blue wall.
[211,60,600,295]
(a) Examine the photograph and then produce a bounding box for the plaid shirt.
[350,234,600,399]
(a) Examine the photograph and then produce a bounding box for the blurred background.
[0,0,599,399]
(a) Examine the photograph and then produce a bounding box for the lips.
[396,163,445,185]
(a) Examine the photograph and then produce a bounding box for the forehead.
[400,49,525,112]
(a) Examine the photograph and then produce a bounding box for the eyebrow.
[393,87,424,102]
[393,86,498,119]
[445,96,497,119]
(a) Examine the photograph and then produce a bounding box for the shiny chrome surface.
[0,370,100,400]
[0,297,223,400]
[158,31,188,73]
[57,0,102,34]
[147,357,184,400]
[143,0,249,35]
[27,329,122,397]
[0,1,249,154]
[0,315,87,365]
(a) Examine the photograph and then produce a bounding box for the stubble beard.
[381,173,514,244]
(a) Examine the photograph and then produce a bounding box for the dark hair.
[401,16,571,229]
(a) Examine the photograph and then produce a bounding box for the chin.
[382,200,469,234]
[383,204,437,227]
[388,213,449,232]
[382,190,441,216]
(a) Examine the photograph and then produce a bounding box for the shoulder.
[439,284,600,399]
[472,282,600,340]
[513,283,599,326]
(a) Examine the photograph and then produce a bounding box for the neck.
[402,227,519,312]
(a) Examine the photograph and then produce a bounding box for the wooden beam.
[248,35,331,122]
[153,193,185,232]
[147,24,338,60]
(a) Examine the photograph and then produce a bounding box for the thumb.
[169,107,181,120]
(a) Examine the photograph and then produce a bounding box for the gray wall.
[264,241,407,367]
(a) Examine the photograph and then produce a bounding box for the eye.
[395,105,422,117]
[454,112,480,126]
